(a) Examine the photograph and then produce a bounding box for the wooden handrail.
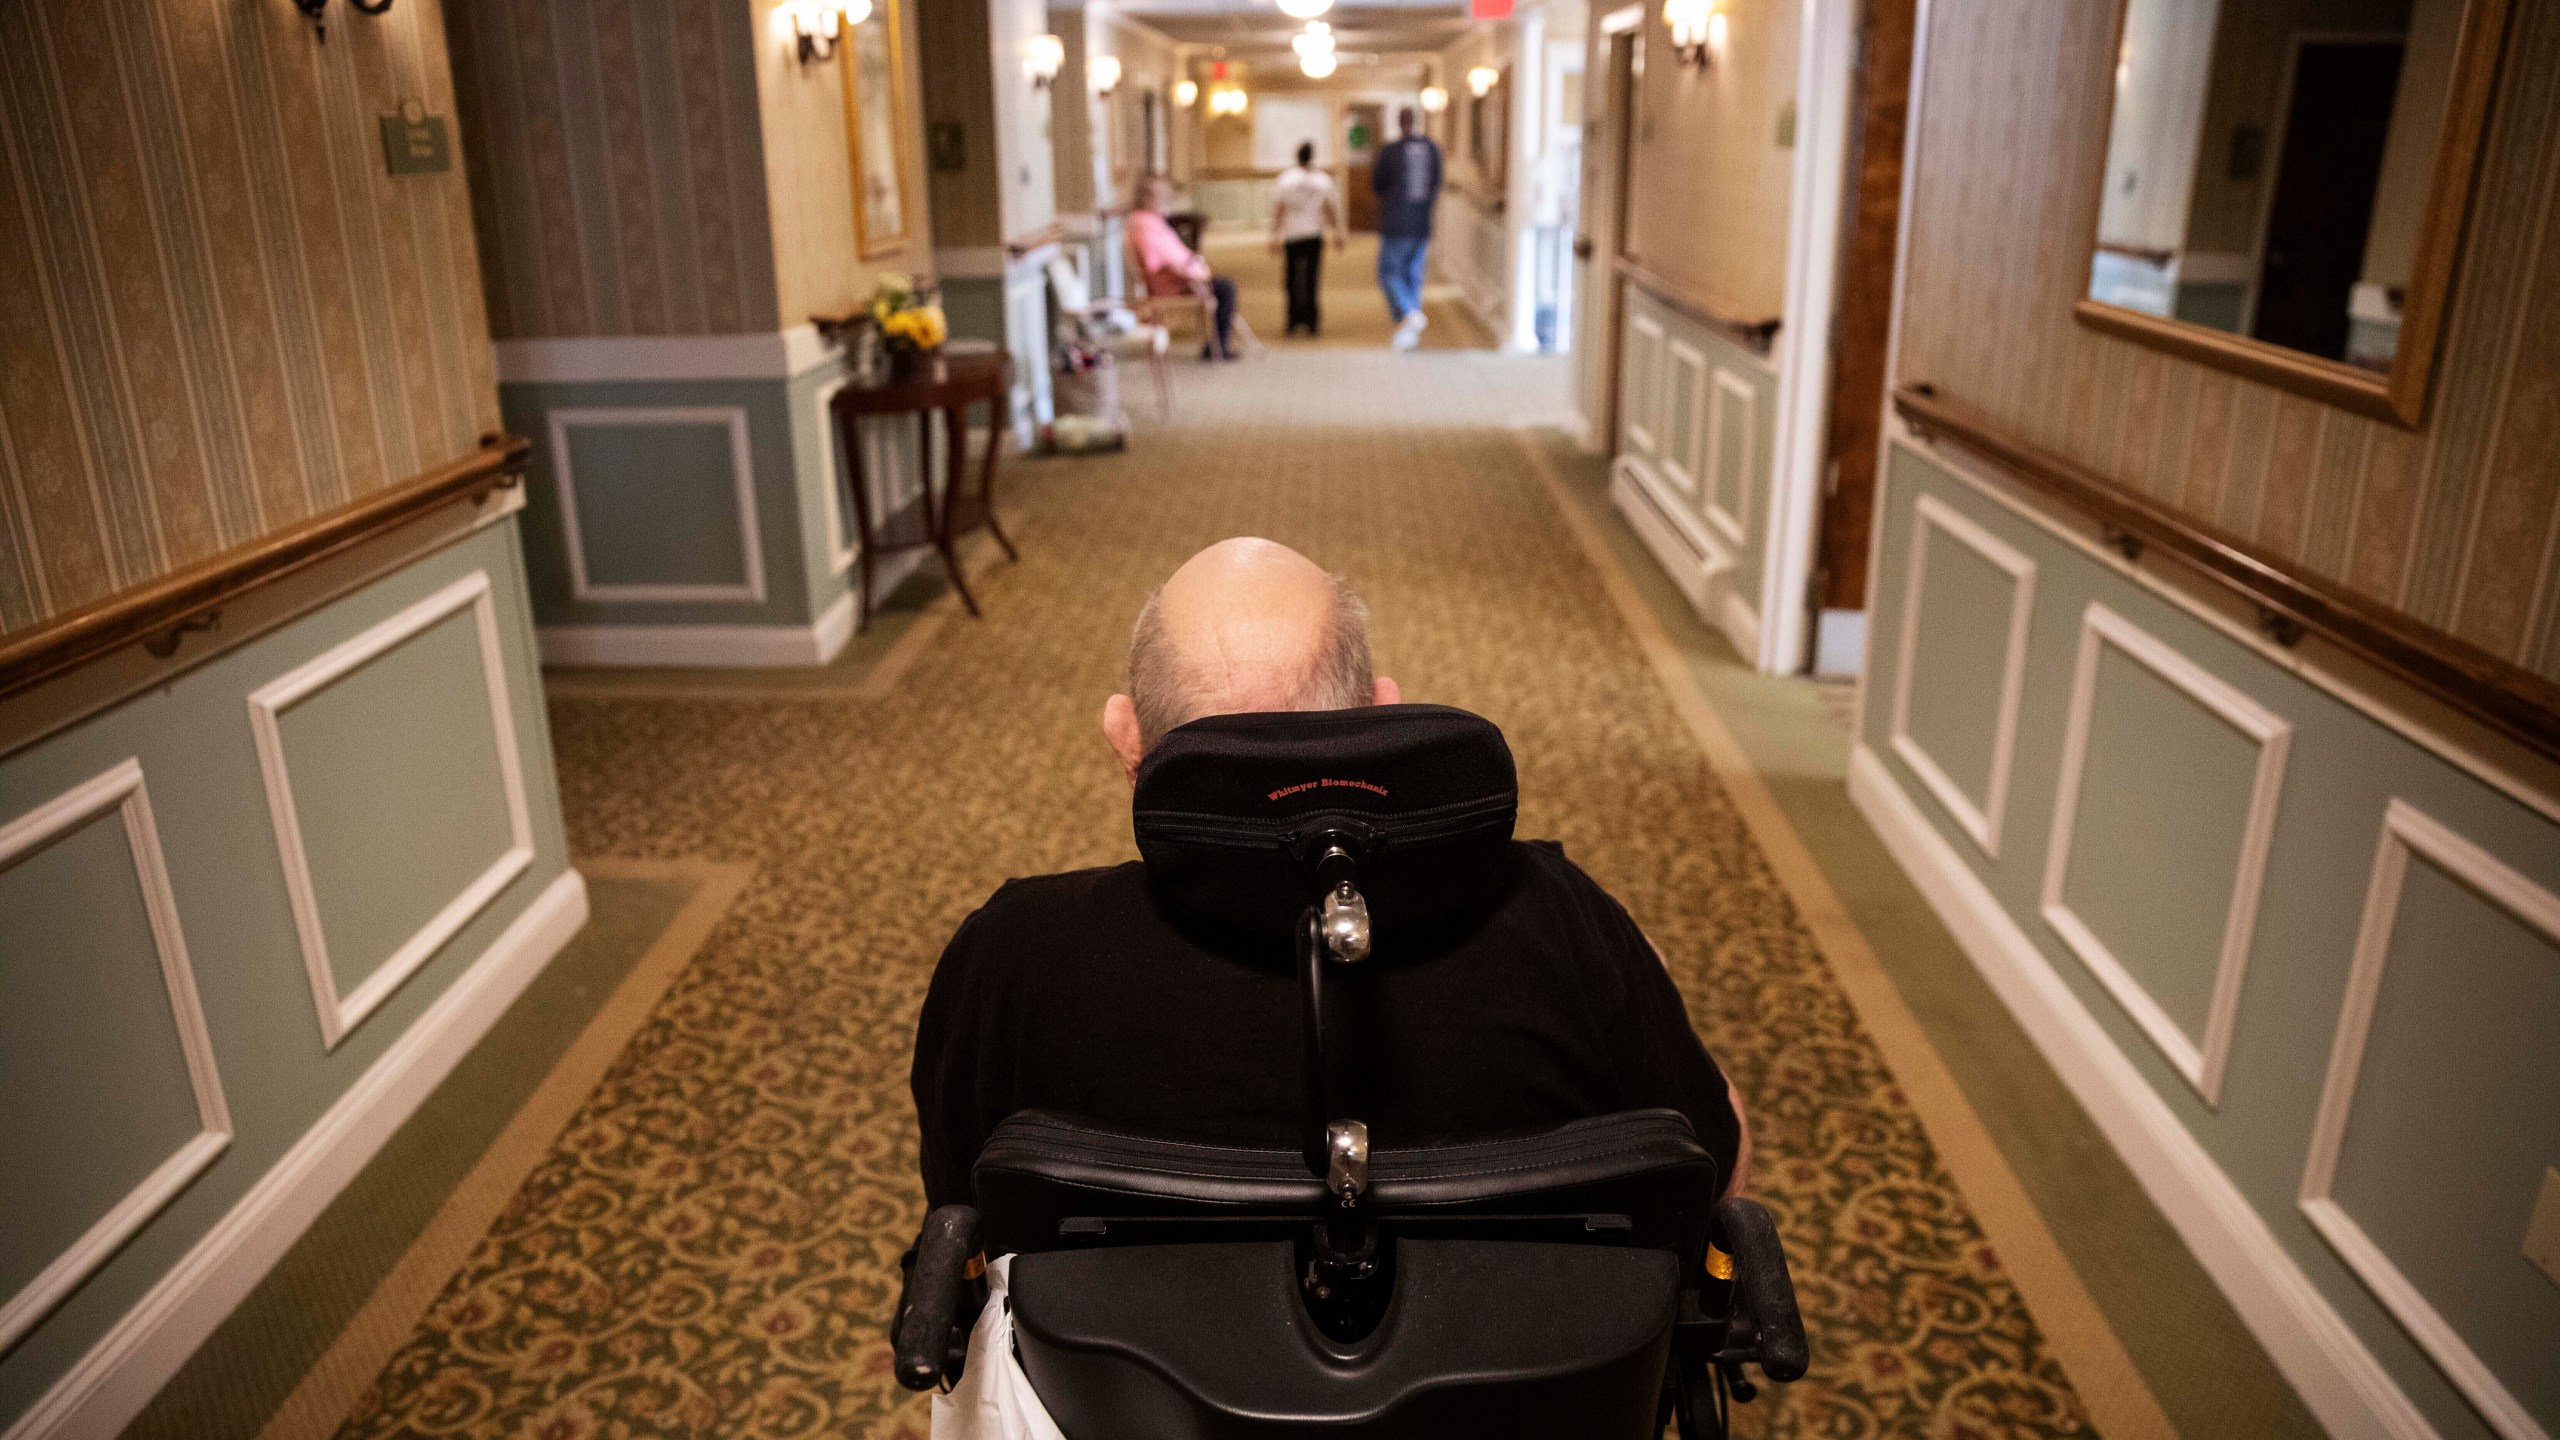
[1893,383,2560,762]
[1617,258,1782,357]
[0,434,532,700]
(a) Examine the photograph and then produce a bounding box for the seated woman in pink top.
[1127,178,1239,361]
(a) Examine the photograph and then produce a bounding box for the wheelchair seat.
[893,705,1804,1438]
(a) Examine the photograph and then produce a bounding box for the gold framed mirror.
[2076,0,2513,427]
[842,0,915,259]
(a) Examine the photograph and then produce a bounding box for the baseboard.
[538,593,853,669]
[1815,608,1868,677]
[1845,745,2432,1440]
[1717,589,1761,669]
[1610,460,1754,652]
[5,868,590,1440]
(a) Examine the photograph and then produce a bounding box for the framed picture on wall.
[842,1,915,258]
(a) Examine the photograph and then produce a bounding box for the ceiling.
[1112,2,1474,61]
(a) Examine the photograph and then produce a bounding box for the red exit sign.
[1471,0,1513,16]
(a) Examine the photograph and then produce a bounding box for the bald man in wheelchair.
[912,536,1750,1216]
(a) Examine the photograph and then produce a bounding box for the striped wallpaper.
[0,0,502,638]
[1896,0,2560,683]
[444,0,781,339]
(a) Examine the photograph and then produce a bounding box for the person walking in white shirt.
[1270,143,1345,337]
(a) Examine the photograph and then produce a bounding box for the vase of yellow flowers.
[869,273,948,383]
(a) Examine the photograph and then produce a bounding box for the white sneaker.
[1392,311,1427,351]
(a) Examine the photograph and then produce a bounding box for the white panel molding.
[537,593,858,670]
[495,323,836,383]
[1890,422,2560,827]
[2301,799,2560,1440]
[1661,339,1708,497]
[248,572,536,1051]
[813,376,861,578]
[549,407,766,605]
[1849,744,2435,1440]
[2,871,588,1440]
[1704,367,1756,546]
[1887,493,2037,858]
[2039,602,2291,1105]
[0,761,231,1357]
[1625,312,1666,456]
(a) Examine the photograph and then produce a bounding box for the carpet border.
[252,858,755,1440]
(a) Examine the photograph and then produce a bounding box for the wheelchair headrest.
[1131,704,1518,939]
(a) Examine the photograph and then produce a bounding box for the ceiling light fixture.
[1300,51,1338,79]
[1291,22,1333,59]
[1277,0,1333,18]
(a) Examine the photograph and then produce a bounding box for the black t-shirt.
[910,840,1739,1209]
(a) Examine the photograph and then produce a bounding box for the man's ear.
[1103,693,1146,784]
[1373,675,1402,706]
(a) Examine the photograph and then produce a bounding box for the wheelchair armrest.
[1716,1196,1806,1383]
[892,1204,986,1391]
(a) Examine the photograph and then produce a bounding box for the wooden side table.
[827,350,1018,631]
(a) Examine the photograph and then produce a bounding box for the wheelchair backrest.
[974,1107,1720,1273]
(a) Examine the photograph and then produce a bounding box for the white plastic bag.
[930,1255,1068,1440]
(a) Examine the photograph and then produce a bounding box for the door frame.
[1575,7,1643,451]
[1756,0,1860,673]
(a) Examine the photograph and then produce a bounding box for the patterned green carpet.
[330,343,2099,1438]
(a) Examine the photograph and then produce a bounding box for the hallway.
[221,342,2105,1439]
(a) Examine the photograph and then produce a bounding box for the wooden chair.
[1047,255,1172,422]
[1124,230,1264,361]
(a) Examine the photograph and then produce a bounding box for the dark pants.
[1283,237,1325,334]
[1201,276,1239,359]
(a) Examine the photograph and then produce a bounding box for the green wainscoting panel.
[1898,525,2020,812]
[2329,854,2560,1432]
[504,379,815,629]
[0,518,570,1430]
[559,420,753,591]
[0,812,203,1302]
[1712,376,1753,536]
[941,276,1006,347]
[2056,644,2263,1049]
[273,607,518,1004]
[1615,288,1780,605]
[2172,281,2246,334]
[1864,435,2560,1440]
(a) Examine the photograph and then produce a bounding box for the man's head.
[1103,538,1401,780]
[1397,106,1418,136]
[1135,176,1167,212]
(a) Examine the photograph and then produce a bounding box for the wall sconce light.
[1091,53,1121,96]
[1466,65,1499,99]
[290,0,394,43]
[781,0,868,65]
[1207,84,1250,117]
[1664,0,1724,68]
[1174,78,1200,107]
[1418,84,1448,114]
[1026,33,1066,89]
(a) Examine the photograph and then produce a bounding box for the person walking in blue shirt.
[1371,107,1442,351]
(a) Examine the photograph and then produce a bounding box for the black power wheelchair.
[892,705,1808,1437]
